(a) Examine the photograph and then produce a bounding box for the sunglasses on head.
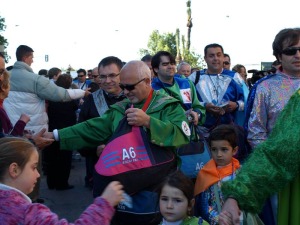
[119,78,146,91]
[223,61,230,65]
[281,47,300,56]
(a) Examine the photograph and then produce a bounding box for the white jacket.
[4,61,85,133]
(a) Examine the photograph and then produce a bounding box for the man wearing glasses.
[78,56,126,189]
[219,28,300,225]
[44,60,190,225]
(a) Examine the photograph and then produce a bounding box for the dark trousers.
[43,142,72,189]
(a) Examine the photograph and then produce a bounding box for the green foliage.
[140,29,204,69]
[0,16,10,62]
[139,30,177,57]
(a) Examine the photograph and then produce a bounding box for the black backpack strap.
[194,70,201,85]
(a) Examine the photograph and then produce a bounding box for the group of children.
[0,124,240,225]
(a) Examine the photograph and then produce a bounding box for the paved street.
[40,155,94,222]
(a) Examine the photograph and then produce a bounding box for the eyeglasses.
[0,69,5,76]
[92,75,99,78]
[119,78,146,91]
[223,61,230,65]
[281,47,300,56]
[78,75,85,78]
[99,73,120,80]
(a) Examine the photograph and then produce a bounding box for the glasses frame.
[223,61,230,65]
[99,73,120,81]
[281,47,300,56]
[91,75,100,78]
[119,78,146,91]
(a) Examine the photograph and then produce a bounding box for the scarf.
[194,158,240,196]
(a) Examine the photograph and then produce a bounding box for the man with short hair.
[177,61,192,77]
[188,44,244,130]
[151,51,205,126]
[45,60,190,225]
[78,56,126,188]
[48,67,61,82]
[223,53,231,70]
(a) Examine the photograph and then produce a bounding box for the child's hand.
[100,181,124,207]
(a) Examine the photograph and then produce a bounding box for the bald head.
[119,60,152,103]
[121,60,151,80]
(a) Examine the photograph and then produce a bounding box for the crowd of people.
[0,27,300,225]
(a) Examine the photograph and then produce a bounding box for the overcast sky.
[1,0,299,72]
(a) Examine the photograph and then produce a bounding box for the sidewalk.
[40,155,94,222]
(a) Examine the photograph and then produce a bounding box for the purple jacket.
[0,100,26,136]
[0,184,115,225]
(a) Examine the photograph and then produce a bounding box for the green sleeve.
[148,102,190,148]
[222,90,300,213]
[188,79,206,125]
[58,109,117,150]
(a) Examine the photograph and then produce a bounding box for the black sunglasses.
[281,47,300,56]
[78,75,85,78]
[119,78,146,91]
[92,75,99,78]
[223,61,230,65]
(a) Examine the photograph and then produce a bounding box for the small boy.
[193,124,241,225]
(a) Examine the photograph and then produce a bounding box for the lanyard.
[141,89,154,112]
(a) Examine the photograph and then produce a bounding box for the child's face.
[159,184,190,222]
[210,140,238,166]
[14,149,40,195]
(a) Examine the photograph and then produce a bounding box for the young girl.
[158,170,209,225]
[194,124,240,225]
[0,137,124,224]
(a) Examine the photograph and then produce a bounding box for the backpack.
[94,116,176,195]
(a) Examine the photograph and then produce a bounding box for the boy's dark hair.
[157,170,194,215]
[16,45,34,61]
[208,124,238,148]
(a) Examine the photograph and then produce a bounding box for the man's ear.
[8,163,20,178]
